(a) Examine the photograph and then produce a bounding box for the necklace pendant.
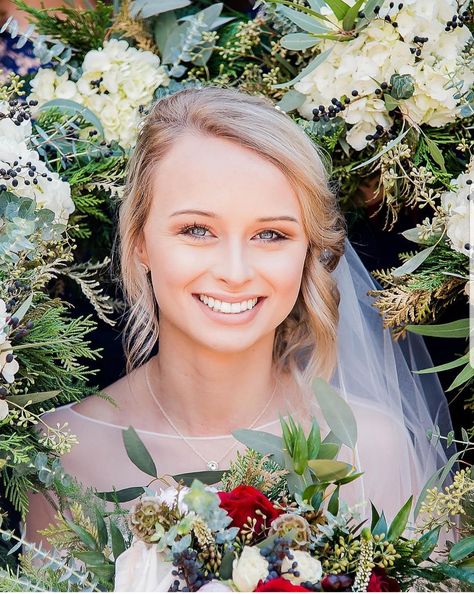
[207,460,219,471]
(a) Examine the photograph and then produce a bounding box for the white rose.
[0,341,19,384]
[197,580,234,592]
[0,299,8,344]
[281,550,323,586]
[232,546,269,592]
[114,538,177,592]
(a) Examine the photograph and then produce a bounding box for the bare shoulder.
[70,366,143,425]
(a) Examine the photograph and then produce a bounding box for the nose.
[212,236,255,287]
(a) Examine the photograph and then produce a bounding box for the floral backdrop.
[0,0,472,591]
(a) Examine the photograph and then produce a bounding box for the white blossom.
[0,400,9,421]
[0,299,8,344]
[28,39,170,148]
[0,341,19,384]
[281,550,323,585]
[294,0,473,150]
[232,546,269,591]
[440,162,474,258]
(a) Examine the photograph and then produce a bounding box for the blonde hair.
[118,86,346,393]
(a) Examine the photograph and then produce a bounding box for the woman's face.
[138,132,309,354]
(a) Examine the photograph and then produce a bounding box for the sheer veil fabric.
[25,238,452,539]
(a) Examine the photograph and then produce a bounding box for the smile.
[198,294,259,314]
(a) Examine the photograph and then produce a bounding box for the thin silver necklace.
[144,362,278,471]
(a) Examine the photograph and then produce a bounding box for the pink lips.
[193,294,265,324]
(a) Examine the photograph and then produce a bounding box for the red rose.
[367,568,400,592]
[255,577,312,592]
[218,485,282,535]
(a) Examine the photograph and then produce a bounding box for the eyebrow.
[169,209,300,224]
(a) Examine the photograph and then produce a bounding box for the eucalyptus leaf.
[372,511,387,537]
[233,429,285,467]
[130,0,190,18]
[406,319,470,339]
[279,5,330,34]
[415,526,441,561]
[411,352,470,375]
[342,0,364,30]
[384,94,399,111]
[447,362,474,391]
[327,486,339,515]
[110,521,126,560]
[154,11,178,56]
[350,127,410,171]
[273,48,332,89]
[38,99,104,138]
[72,550,108,565]
[392,245,436,277]
[7,390,60,407]
[95,509,107,551]
[122,426,157,478]
[307,459,352,482]
[12,293,33,324]
[280,32,321,50]
[312,378,357,448]
[423,136,446,171]
[173,470,225,486]
[219,550,235,580]
[318,442,340,459]
[390,73,415,100]
[370,502,380,531]
[95,486,145,503]
[64,519,98,550]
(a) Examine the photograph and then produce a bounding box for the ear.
[135,233,150,268]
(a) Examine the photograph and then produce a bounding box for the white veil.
[320,237,452,514]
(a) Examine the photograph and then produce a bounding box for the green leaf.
[273,48,332,89]
[72,550,108,565]
[370,502,380,531]
[172,470,225,486]
[392,245,436,277]
[233,429,285,467]
[122,426,157,477]
[293,427,308,474]
[280,416,293,456]
[350,127,410,171]
[7,390,60,407]
[449,536,474,562]
[130,0,190,18]
[411,352,470,375]
[279,5,330,33]
[95,508,107,550]
[312,378,357,449]
[324,0,351,20]
[12,293,33,323]
[406,319,470,339]
[423,136,446,171]
[154,10,178,56]
[307,418,321,459]
[219,550,235,580]
[342,0,364,30]
[383,93,399,111]
[415,526,441,561]
[387,496,412,541]
[318,443,340,459]
[307,459,352,482]
[447,362,474,391]
[110,521,126,560]
[86,563,115,581]
[335,471,364,486]
[430,562,474,585]
[327,486,339,515]
[276,89,307,112]
[372,511,387,537]
[39,99,104,138]
[280,32,321,50]
[95,486,145,503]
[64,519,98,550]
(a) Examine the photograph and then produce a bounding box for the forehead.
[150,132,302,220]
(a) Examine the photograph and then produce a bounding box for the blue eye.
[178,223,288,242]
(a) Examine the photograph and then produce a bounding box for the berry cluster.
[0,97,36,128]
[445,11,470,31]
[0,159,60,190]
[170,548,211,592]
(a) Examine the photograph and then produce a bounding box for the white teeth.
[198,294,259,314]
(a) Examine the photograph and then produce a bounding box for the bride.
[26,86,451,541]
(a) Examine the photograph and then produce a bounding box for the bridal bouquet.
[7,381,468,593]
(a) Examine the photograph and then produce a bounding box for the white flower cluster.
[0,103,74,225]
[294,0,473,150]
[28,39,170,149]
[440,161,473,259]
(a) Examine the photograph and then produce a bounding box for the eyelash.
[178,222,288,243]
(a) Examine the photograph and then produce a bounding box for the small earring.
[140,262,150,274]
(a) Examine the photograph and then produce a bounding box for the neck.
[146,321,291,436]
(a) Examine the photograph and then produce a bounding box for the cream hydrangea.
[440,163,474,258]
[294,0,473,150]
[0,104,75,225]
[28,39,169,148]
